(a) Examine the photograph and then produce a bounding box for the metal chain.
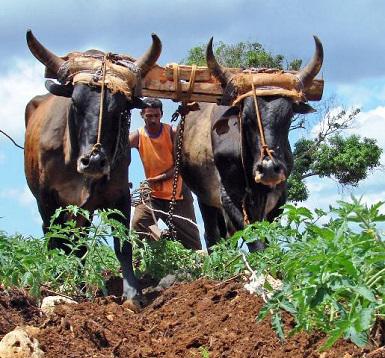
[165,108,187,240]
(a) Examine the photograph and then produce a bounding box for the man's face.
[141,107,162,131]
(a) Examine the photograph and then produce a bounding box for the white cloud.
[0,185,35,207]
[0,60,45,142]
[335,81,385,108]
[347,106,385,148]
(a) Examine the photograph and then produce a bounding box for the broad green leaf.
[271,312,285,341]
[321,328,344,350]
[346,326,368,347]
[357,308,374,331]
[308,287,327,307]
[279,300,297,315]
[352,286,376,302]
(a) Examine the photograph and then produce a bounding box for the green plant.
[198,345,210,358]
[133,237,203,280]
[256,198,385,349]
[0,206,131,297]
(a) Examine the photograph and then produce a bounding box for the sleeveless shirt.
[138,123,183,200]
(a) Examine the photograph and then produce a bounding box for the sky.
[1,0,385,240]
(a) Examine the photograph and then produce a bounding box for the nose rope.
[238,72,276,227]
[92,53,109,155]
[249,71,274,162]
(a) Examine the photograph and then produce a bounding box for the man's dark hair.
[141,98,163,114]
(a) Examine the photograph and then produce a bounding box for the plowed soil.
[0,279,380,357]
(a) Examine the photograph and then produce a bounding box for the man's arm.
[147,166,175,183]
[129,130,139,149]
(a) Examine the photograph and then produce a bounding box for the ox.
[180,37,323,249]
[24,30,161,299]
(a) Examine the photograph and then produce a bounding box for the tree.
[182,41,383,202]
[182,40,302,70]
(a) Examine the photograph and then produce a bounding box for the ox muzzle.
[77,146,110,178]
[254,156,286,187]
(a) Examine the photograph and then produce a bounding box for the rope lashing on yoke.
[57,52,141,99]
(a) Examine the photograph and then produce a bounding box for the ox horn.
[134,33,162,77]
[206,37,233,87]
[26,30,65,75]
[297,35,324,89]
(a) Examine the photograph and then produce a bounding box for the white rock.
[244,273,283,302]
[156,274,177,290]
[40,295,77,315]
[0,326,44,358]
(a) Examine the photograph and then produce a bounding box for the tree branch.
[300,172,317,180]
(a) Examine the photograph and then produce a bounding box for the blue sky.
[1,0,385,239]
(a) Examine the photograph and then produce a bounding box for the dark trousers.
[131,186,201,250]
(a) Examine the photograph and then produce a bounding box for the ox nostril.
[256,164,263,173]
[100,159,106,168]
[81,157,90,167]
[273,164,281,173]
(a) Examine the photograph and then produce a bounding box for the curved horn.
[297,35,324,89]
[26,30,65,75]
[205,37,232,87]
[134,33,162,77]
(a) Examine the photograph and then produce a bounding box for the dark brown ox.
[24,30,161,299]
[180,37,323,250]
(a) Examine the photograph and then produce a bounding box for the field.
[0,198,384,357]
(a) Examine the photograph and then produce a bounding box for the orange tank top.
[138,123,183,200]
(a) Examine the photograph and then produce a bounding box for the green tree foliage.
[183,41,382,201]
[182,41,301,70]
[288,135,382,201]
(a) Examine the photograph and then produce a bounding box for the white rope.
[139,199,199,229]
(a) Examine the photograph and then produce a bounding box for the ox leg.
[37,188,90,260]
[220,187,244,231]
[112,197,139,300]
[36,190,60,235]
[198,200,225,250]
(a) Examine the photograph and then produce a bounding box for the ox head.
[208,36,323,188]
[26,30,161,178]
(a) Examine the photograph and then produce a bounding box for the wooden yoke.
[141,64,324,103]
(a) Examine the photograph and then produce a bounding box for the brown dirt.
[0,279,380,358]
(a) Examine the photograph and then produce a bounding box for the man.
[129,98,201,250]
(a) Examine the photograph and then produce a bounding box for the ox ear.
[293,102,316,114]
[45,80,73,97]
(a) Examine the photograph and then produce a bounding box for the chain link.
[165,108,187,240]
